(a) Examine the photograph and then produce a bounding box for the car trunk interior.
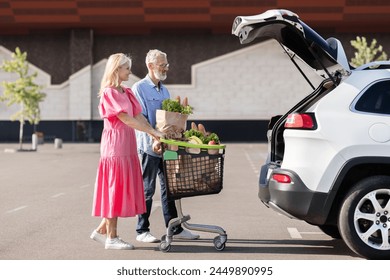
[269,78,339,163]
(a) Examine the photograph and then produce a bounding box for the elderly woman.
[90,53,163,250]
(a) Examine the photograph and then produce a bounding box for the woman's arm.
[118,112,163,140]
[134,113,152,128]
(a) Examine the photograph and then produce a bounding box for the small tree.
[350,36,388,67]
[0,47,46,150]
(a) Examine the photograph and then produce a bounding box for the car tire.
[318,225,341,239]
[338,175,390,259]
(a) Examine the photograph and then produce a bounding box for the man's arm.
[132,83,148,119]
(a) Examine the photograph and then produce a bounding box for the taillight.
[272,174,292,183]
[285,113,316,129]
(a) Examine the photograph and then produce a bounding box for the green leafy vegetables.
[184,129,220,144]
[162,99,193,115]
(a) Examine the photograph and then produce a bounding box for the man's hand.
[152,140,162,154]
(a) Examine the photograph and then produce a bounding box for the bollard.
[54,138,63,149]
[36,132,44,144]
[32,133,38,150]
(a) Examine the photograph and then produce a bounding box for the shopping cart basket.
[159,138,227,252]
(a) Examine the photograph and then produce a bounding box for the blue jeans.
[136,151,183,235]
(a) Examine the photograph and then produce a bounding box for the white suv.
[232,9,390,259]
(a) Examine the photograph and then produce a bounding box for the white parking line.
[51,193,65,198]
[244,150,259,174]
[6,205,28,213]
[287,227,302,239]
[288,227,325,239]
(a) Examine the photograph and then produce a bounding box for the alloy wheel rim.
[354,188,390,250]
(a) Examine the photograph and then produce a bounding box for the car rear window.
[355,80,390,114]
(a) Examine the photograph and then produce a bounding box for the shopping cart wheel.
[159,241,171,252]
[213,236,226,251]
[159,235,171,252]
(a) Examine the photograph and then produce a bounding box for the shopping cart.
[158,138,227,252]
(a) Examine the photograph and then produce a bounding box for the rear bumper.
[258,161,272,204]
[259,164,328,224]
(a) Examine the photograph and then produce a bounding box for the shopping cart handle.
[160,138,226,150]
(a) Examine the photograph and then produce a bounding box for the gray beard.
[154,69,167,81]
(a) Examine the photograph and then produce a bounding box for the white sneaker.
[136,232,160,243]
[90,230,106,245]
[105,237,134,250]
[173,229,200,240]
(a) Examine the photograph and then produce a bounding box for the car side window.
[355,80,390,114]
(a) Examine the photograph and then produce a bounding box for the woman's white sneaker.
[105,237,134,250]
[90,230,106,245]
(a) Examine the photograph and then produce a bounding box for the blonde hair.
[98,53,132,96]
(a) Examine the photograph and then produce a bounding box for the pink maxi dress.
[92,87,146,218]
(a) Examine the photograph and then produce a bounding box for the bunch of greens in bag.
[162,96,193,115]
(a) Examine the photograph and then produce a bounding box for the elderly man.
[132,49,199,243]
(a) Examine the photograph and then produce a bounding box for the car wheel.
[338,176,390,259]
[318,225,341,239]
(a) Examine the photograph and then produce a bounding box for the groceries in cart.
[161,121,225,200]
[152,96,223,153]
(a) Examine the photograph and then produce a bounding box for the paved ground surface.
[0,142,361,260]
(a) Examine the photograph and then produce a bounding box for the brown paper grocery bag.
[156,109,188,139]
